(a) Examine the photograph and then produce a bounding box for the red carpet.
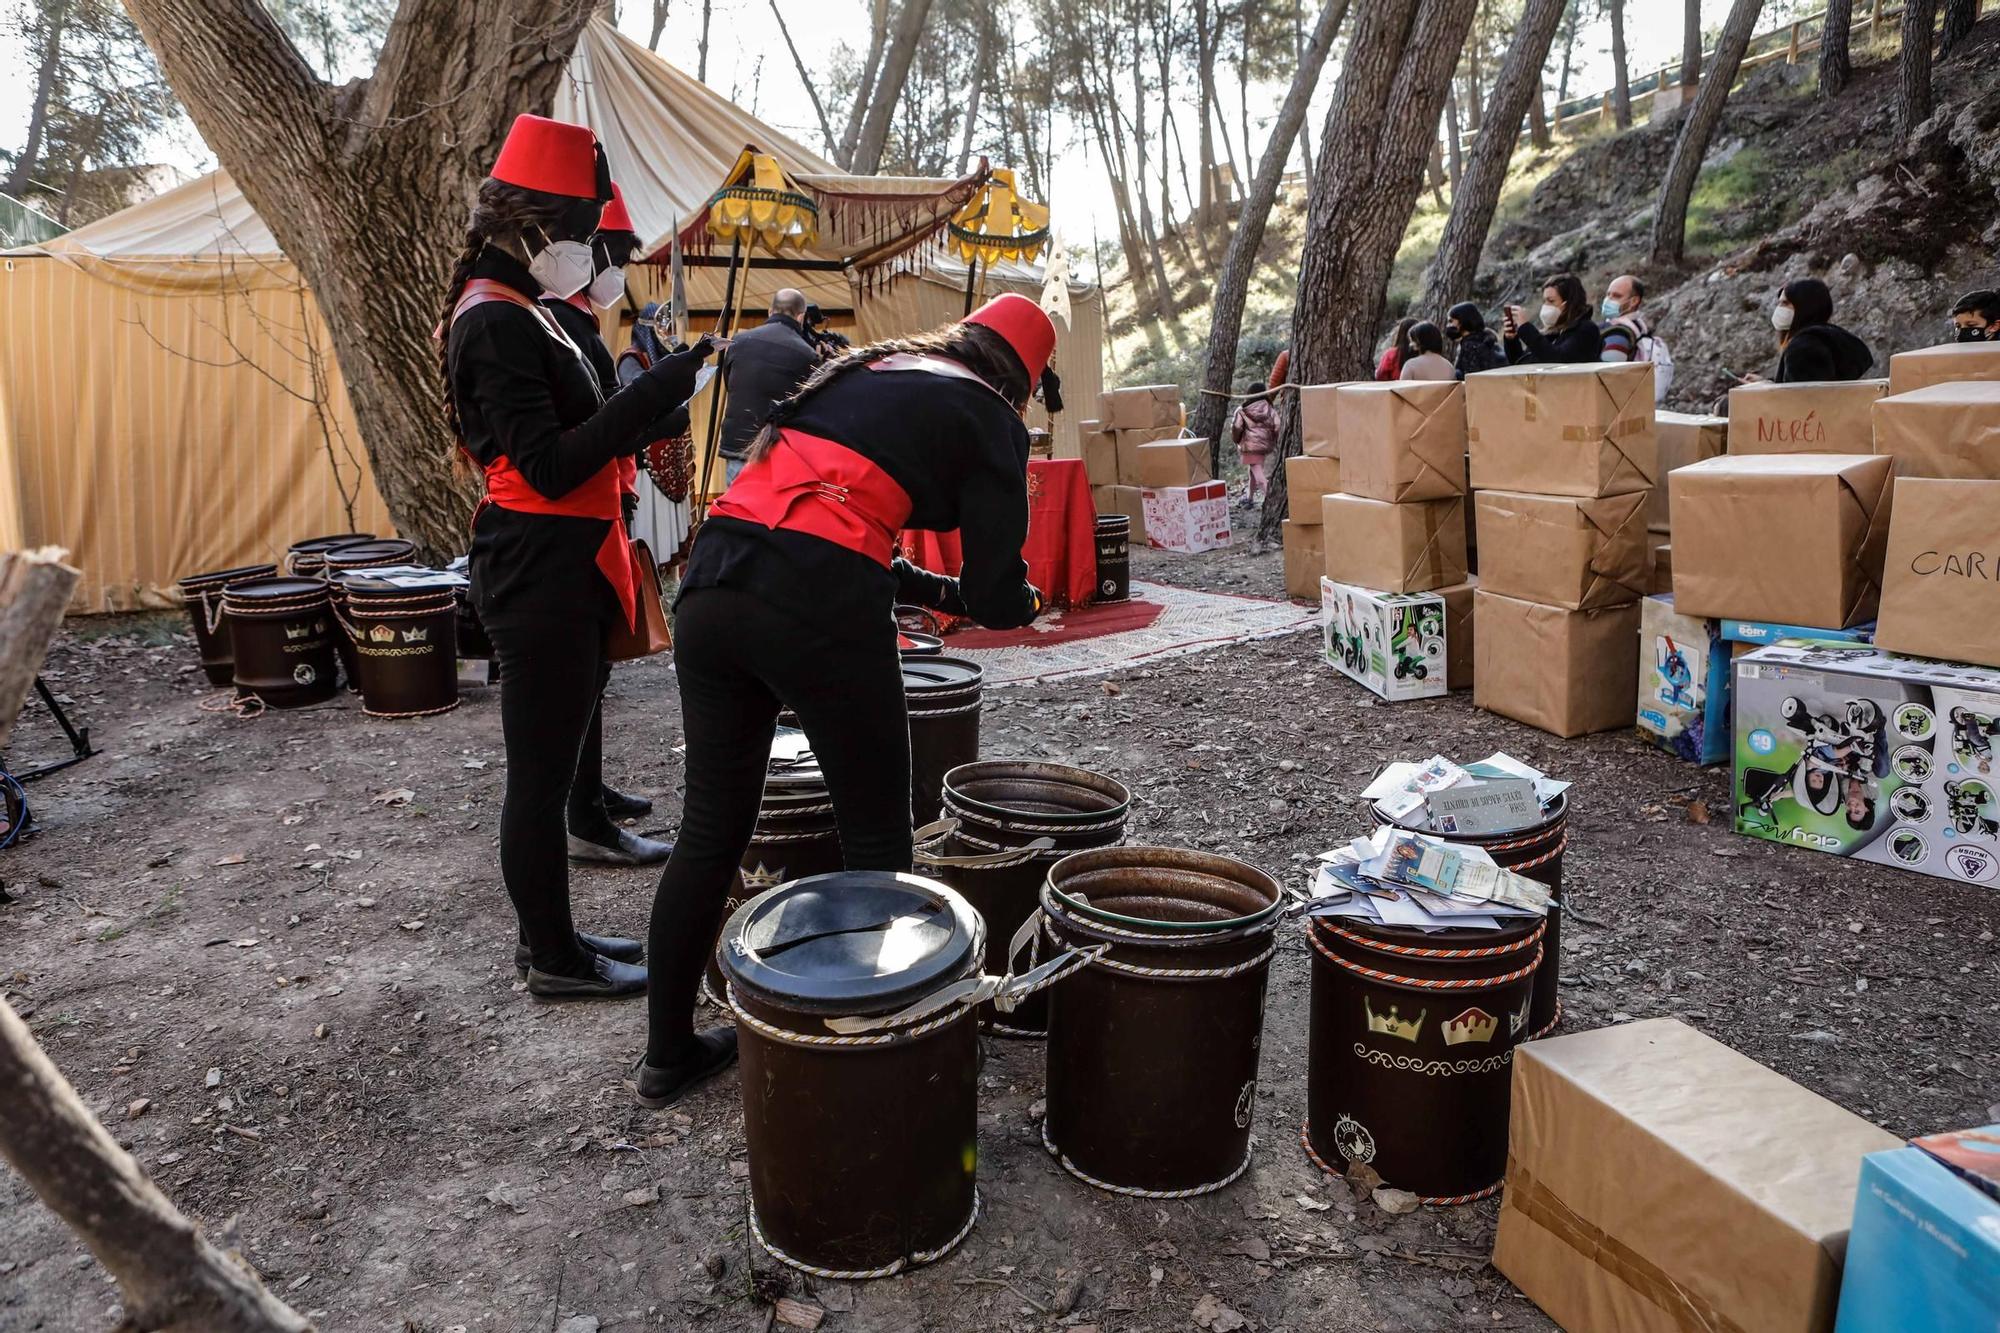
[947,596,1164,649]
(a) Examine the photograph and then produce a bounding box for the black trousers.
[646,584,911,1063]
[486,612,612,974]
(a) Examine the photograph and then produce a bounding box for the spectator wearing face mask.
[1597,274,1674,403]
[1445,302,1507,379]
[1950,290,2000,343]
[1376,317,1417,381]
[1503,273,1602,365]
[1767,278,1873,382]
[1398,322,1457,381]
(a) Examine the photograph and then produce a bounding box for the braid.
[437,228,485,450]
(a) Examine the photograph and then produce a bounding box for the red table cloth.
[899,458,1098,611]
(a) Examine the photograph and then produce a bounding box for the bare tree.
[5,0,68,197]
[1940,0,1975,56]
[647,0,670,50]
[837,0,891,166]
[1682,0,1702,85]
[123,0,602,556]
[851,0,938,174]
[1650,0,1765,266]
[1606,0,1631,128]
[1186,0,1351,450]
[697,0,712,79]
[1820,0,1852,97]
[954,9,995,173]
[1416,0,1569,322]
[1260,0,1480,543]
[1899,0,1936,135]
[770,0,838,153]
[1553,0,1583,104]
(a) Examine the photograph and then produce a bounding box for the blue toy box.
[1721,617,1876,647]
[1637,595,1734,764]
[1835,1133,2000,1332]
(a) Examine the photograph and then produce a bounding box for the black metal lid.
[901,656,983,694]
[337,569,459,596]
[720,871,980,1014]
[324,539,419,569]
[764,727,825,791]
[178,562,277,590]
[288,532,375,555]
[223,574,330,602]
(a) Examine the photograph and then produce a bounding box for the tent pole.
[961,255,981,317]
[694,237,744,519]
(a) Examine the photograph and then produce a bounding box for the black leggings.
[645,584,911,1063]
[486,612,612,974]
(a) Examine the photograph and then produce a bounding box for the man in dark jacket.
[718,288,820,485]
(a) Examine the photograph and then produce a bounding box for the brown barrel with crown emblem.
[703,729,844,1004]
[337,574,460,718]
[177,563,277,686]
[1303,913,1543,1204]
[1093,514,1130,603]
[904,656,982,826]
[222,575,338,708]
[284,533,374,578]
[1039,847,1283,1196]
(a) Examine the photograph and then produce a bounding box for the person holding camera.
[716,289,820,487]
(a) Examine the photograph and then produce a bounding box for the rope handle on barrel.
[911,819,1056,869]
[329,599,365,645]
[1319,917,1546,960]
[940,793,1128,838]
[820,912,1106,1036]
[906,700,981,720]
[1305,922,1544,990]
[1035,899,1281,981]
[1508,830,1570,874]
[199,588,228,634]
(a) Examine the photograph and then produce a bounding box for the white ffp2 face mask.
[1538,303,1562,331]
[1771,304,1796,331]
[528,239,596,299]
[587,265,627,311]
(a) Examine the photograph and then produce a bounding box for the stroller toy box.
[1320,577,1447,701]
[1733,641,2000,887]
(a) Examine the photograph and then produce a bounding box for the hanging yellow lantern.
[947,168,1050,265]
[705,148,819,253]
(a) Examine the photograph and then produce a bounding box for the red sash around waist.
[707,428,913,568]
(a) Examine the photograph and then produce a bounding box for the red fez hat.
[598,182,636,235]
[965,293,1057,384]
[490,114,601,200]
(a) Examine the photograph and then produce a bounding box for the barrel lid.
[897,630,944,657]
[902,656,982,693]
[765,727,825,790]
[288,532,375,555]
[337,567,461,593]
[325,539,419,567]
[720,871,979,1013]
[178,562,277,590]
[224,574,329,602]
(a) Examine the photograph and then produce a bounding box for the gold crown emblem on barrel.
[369,623,396,644]
[400,626,428,644]
[1363,998,1424,1042]
[284,624,312,641]
[1443,1007,1499,1046]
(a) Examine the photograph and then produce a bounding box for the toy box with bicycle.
[1732,641,2000,886]
[1636,595,1733,765]
[1320,577,1447,701]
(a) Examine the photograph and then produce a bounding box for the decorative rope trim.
[905,700,981,719]
[1298,1120,1503,1207]
[1045,903,1281,945]
[1306,925,1544,990]
[745,828,840,845]
[1080,940,1278,982]
[756,799,836,818]
[1478,820,1568,854]
[1042,1120,1253,1199]
[725,980,976,1048]
[362,699,461,720]
[940,793,1128,838]
[937,823,1074,857]
[1509,834,1570,874]
[223,596,332,618]
[1319,919,1544,960]
[1525,1001,1564,1042]
[984,1019,1045,1039]
[749,1190,978,1281]
[197,690,265,719]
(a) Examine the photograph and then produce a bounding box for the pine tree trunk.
[1416,0,1568,322]
[954,13,993,172]
[1260,0,1480,544]
[1609,0,1632,128]
[123,0,600,558]
[1650,0,1765,267]
[1820,0,1852,96]
[1444,85,1465,187]
[1527,75,1550,147]
[1940,0,1974,55]
[1188,0,1351,450]
[851,0,936,174]
[1195,0,1218,224]
[4,0,68,198]
[1682,0,1703,84]
[1555,0,1580,104]
[1898,0,1936,135]
[837,0,890,167]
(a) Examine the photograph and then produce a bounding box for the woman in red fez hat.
[440,114,718,1001]
[633,293,1059,1107]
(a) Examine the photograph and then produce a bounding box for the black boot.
[635,1030,740,1108]
[600,784,654,820]
[525,952,648,1000]
[566,827,674,865]
[514,930,643,978]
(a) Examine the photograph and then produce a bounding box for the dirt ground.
[4,542,1997,1333]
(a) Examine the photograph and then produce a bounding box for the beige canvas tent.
[0,20,1103,612]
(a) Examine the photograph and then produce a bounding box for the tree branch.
[768,0,838,155]
[122,0,328,173]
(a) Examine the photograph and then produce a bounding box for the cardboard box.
[1872,380,2000,480]
[1283,455,1341,524]
[1082,422,1118,487]
[1669,453,1896,628]
[1726,379,1887,456]
[1099,384,1182,431]
[1332,380,1467,503]
[1473,489,1649,611]
[1637,595,1733,765]
[1495,1019,1897,1333]
[1876,478,2000,668]
[1091,484,1147,545]
[1321,492,1467,594]
[1464,362,1656,498]
[1440,579,1475,691]
[1281,521,1324,601]
[1649,535,1672,595]
[1649,410,1727,532]
[1298,383,1349,459]
[1837,1143,2000,1333]
[1320,577,1447,701]
[1133,437,1213,488]
[1887,340,2000,394]
[1720,616,1874,647]
[1140,481,1230,554]
[1733,641,2000,887]
[1473,590,1640,736]
[1114,425,1181,483]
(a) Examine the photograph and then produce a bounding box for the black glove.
[691,333,720,361]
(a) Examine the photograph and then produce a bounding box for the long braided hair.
[742,323,1032,464]
[437,178,602,449]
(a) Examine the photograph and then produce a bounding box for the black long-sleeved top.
[1453,329,1507,378]
[681,363,1037,643]
[719,315,821,459]
[1775,323,1875,383]
[543,296,692,453]
[448,248,705,624]
[1507,318,1604,365]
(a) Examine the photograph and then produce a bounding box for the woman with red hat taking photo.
[440,114,716,1001]
[634,292,1056,1106]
